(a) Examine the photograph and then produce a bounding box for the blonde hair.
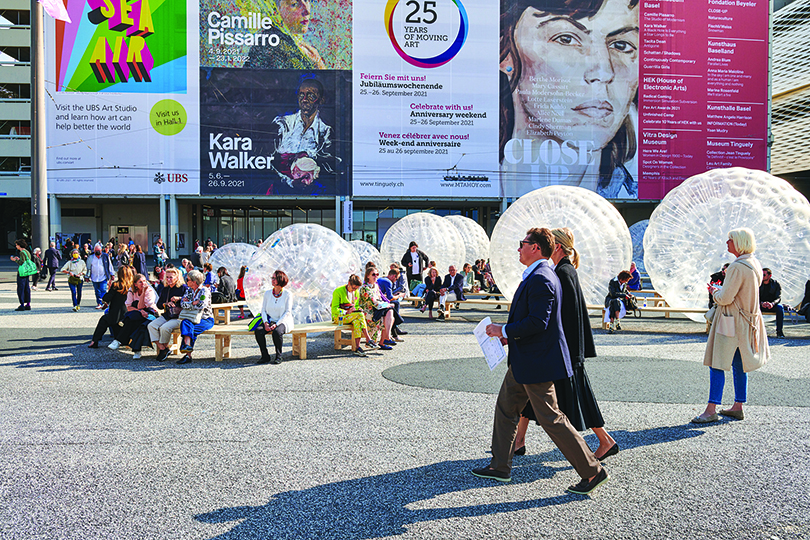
[163,267,185,287]
[728,228,756,255]
[551,227,580,269]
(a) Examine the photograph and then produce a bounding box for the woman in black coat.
[419,267,444,319]
[514,227,618,461]
[133,244,148,276]
[88,266,134,348]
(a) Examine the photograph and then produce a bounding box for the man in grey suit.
[473,227,608,495]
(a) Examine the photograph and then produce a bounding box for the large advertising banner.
[198,0,352,196]
[46,0,200,195]
[499,0,640,199]
[638,0,769,199]
[352,0,500,198]
[44,0,770,201]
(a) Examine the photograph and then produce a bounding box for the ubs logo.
[154,172,188,184]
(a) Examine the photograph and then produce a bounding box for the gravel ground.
[0,267,809,539]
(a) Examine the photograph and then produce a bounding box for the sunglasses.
[518,240,536,249]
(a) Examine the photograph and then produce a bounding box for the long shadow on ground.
[195,425,705,539]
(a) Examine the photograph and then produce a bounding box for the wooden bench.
[441,298,511,319]
[170,321,354,361]
[586,304,709,330]
[211,301,249,325]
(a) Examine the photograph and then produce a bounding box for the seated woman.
[332,274,375,357]
[202,263,217,289]
[88,265,134,348]
[176,270,215,364]
[604,270,634,333]
[148,267,189,362]
[108,273,159,359]
[255,270,294,365]
[461,263,476,292]
[177,270,214,364]
[419,267,443,318]
[358,267,396,350]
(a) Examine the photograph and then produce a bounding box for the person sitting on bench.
[438,265,466,320]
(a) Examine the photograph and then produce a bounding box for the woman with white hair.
[693,228,770,423]
[175,270,214,365]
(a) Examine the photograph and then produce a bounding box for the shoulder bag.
[18,259,38,277]
[716,306,736,337]
[178,309,203,324]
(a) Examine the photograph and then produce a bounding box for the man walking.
[88,244,115,309]
[44,241,61,291]
[473,227,608,495]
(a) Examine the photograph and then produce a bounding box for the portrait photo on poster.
[200,0,352,70]
[199,68,349,196]
[499,0,639,200]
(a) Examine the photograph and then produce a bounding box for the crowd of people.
[7,224,793,494]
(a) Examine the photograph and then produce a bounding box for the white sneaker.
[95,305,104,310]
[132,352,142,359]
[108,340,121,350]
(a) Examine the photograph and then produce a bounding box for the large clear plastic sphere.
[350,240,383,271]
[629,220,649,274]
[208,242,259,281]
[244,224,362,324]
[379,212,465,275]
[445,215,491,267]
[645,167,810,321]
[489,186,632,305]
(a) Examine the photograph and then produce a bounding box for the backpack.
[120,251,130,266]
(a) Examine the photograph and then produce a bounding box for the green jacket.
[331,285,358,320]
[16,248,31,266]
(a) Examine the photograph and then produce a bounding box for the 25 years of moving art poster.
[47,0,770,200]
[46,0,200,195]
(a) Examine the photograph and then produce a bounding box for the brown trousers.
[489,367,601,479]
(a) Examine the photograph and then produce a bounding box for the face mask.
[72,254,79,259]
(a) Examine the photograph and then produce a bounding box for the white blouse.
[261,288,295,331]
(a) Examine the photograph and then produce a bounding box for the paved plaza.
[1,268,809,539]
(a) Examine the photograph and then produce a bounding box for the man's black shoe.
[176,354,192,365]
[471,467,511,482]
[256,355,271,365]
[396,328,408,335]
[567,468,609,495]
[270,353,282,365]
[156,349,170,362]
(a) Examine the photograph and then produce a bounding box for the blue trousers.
[761,304,784,334]
[17,275,30,306]
[709,349,747,405]
[180,317,215,348]
[69,282,83,307]
[92,280,108,306]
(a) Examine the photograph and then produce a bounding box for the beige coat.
[704,254,769,372]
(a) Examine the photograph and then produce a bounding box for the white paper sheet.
[473,316,508,371]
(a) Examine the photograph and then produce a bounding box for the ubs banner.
[46,0,200,195]
[46,0,770,200]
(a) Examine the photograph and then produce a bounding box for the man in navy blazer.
[437,265,465,320]
[43,241,61,291]
[473,227,607,495]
